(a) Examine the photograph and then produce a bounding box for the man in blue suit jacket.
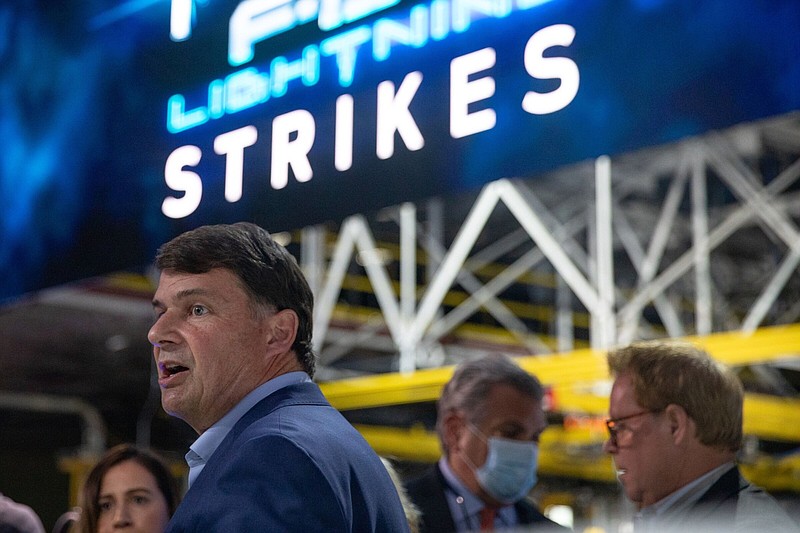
[148,222,410,532]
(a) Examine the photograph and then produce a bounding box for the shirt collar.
[186,371,311,479]
[440,457,484,517]
[639,461,735,519]
[438,457,517,530]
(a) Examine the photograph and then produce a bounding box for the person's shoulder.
[0,494,45,533]
[233,408,380,470]
[735,485,800,532]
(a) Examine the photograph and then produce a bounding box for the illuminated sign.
[166,0,562,130]
[2,0,799,300]
[160,0,576,219]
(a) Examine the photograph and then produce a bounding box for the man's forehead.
[609,373,641,412]
[153,269,240,302]
[483,391,544,423]
[158,268,237,286]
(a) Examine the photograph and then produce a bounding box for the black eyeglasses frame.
[605,409,660,446]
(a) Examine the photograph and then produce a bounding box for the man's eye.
[191,305,207,316]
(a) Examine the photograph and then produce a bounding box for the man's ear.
[664,403,692,445]
[265,309,299,354]
[442,411,466,454]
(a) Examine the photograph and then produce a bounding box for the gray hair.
[436,354,544,455]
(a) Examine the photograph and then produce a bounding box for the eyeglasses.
[605,410,659,447]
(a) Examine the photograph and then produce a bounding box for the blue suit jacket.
[166,381,411,532]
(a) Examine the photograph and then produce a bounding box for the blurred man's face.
[449,383,546,505]
[603,372,677,508]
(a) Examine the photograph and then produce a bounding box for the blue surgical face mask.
[467,424,539,504]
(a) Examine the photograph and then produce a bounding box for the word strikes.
[162,23,579,219]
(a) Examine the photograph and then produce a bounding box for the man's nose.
[148,310,178,347]
[602,437,616,454]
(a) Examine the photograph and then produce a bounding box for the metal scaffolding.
[295,113,800,377]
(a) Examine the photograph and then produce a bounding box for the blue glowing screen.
[1,0,798,301]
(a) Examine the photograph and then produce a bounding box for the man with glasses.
[603,340,798,532]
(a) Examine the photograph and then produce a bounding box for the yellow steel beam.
[321,367,454,410]
[741,454,800,493]
[321,324,800,412]
[352,424,800,491]
[354,424,441,463]
[742,393,800,442]
[322,324,800,493]
[690,323,800,366]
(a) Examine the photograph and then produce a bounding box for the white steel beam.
[399,203,417,372]
[691,147,712,335]
[595,155,616,348]
[410,182,502,343]
[499,180,603,318]
[742,247,800,333]
[613,205,684,338]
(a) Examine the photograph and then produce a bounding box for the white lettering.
[450,47,496,139]
[319,0,400,31]
[452,0,513,33]
[335,94,354,171]
[213,126,259,203]
[170,0,194,41]
[372,6,429,61]
[160,16,581,215]
[522,24,579,115]
[271,109,316,189]
[163,145,203,219]
[271,46,320,97]
[376,71,424,160]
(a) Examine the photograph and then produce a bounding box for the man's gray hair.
[436,354,544,456]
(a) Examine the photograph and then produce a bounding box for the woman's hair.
[77,444,180,533]
[380,457,421,533]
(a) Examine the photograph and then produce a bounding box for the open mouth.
[612,460,627,481]
[161,363,189,377]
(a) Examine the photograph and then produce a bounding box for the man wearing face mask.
[405,354,568,532]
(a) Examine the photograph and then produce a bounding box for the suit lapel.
[178,382,326,499]
[422,465,458,531]
[679,465,743,530]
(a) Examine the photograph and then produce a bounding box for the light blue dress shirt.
[185,371,312,488]
[634,462,735,533]
[439,457,518,531]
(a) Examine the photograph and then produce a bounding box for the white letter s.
[162,145,203,219]
[522,24,579,115]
